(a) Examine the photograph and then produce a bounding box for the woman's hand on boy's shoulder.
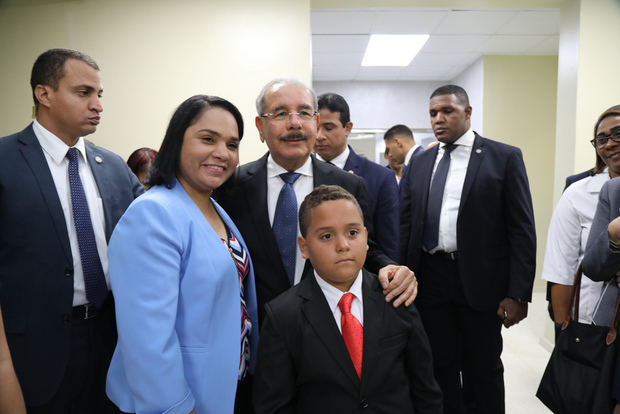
[379,265,418,307]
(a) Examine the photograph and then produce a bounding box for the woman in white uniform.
[542,105,620,324]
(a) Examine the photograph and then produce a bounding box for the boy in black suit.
[253,185,442,413]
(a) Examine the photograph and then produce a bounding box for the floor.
[503,287,553,413]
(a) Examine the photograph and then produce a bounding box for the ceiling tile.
[311,7,560,82]
[370,10,447,34]
[409,52,480,68]
[525,35,559,55]
[313,51,363,66]
[312,34,369,53]
[497,10,560,35]
[481,35,549,54]
[356,66,405,81]
[432,10,517,35]
[423,35,491,53]
[311,10,375,34]
[313,65,360,81]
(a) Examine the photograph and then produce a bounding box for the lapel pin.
[348,170,354,174]
[95,156,103,164]
[476,149,482,154]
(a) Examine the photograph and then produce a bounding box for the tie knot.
[66,147,79,162]
[338,292,355,314]
[443,144,457,154]
[280,172,301,185]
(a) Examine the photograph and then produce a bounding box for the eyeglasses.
[260,110,317,122]
[590,129,620,148]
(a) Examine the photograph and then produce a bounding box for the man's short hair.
[255,78,318,115]
[299,185,363,237]
[317,93,350,126]
[384,124,413,142]
[430,84,470,106]
[30,48,99,108]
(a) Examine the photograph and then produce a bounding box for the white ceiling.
[312,8,560,81]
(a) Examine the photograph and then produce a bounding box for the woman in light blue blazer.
[106,95,258,414]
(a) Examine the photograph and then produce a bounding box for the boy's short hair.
[299,185,363,237]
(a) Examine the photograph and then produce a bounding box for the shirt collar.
[315,146,350,170]
[444,128,475,149]
[33,119,87,165]
[267,154,313,178]
[404,144,420,166]
[314,269,363,313]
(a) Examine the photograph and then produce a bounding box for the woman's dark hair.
[591,104,620,175]
[127,147,158,176]
[146,95,244,188]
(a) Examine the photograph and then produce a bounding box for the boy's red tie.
[338,292,363,379]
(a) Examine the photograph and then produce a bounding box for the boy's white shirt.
[314,269,364,332]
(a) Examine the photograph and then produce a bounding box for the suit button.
[63,314,71,324]
[64,268,73,277]
[360,399,369,409]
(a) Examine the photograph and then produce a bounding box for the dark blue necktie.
[423,144,456,251]
[66,148,107,308]
[273,172,301,286]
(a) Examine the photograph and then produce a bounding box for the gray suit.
[583,176,620,282]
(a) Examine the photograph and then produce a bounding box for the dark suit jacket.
[343,146,399,262]
[214,153,394,322]
[583,177,620,282]
[253,269,442,414]
[564,169,592,190]
[400,133,536,310]
[399,145,424,199]
[0,124,143,405]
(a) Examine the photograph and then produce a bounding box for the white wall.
[0,0,312,164]
[452,58,484,134]
[314,80,445,130]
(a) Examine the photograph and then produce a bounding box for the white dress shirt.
[267,155,314,285]
[314,270,364,331]
[315,146,350,170]
[404,144,421,167]
[542,171,609,323]
[33,119,109,306]
[429,129,475,253]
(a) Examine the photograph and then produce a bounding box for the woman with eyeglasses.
[542,105,620,327]
[105,95,258,414]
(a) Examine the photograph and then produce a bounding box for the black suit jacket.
[399,145,425,199]
[214,153,394,322]
[0,124,143,405]
[400,133,536,310]
[253,269,442,414]
[343,147,400,261]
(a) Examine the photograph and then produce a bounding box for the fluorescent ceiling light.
[361,34,429,67]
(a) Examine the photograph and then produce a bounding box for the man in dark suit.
[384,124,424,193]
[400,84,536,413]
[0,49,143,413]
[314,92,400,262]
[215,79,417,325]
[253,184,442,413]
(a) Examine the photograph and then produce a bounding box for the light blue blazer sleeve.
[106,182,259,414]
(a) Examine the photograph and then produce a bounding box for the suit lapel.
[459,134,485,214]
[85,144,115,240]
[312,154,331,187]
[416,145,439,210]
[343,146,361,175]
[17,126,72,262]
[359,270,384,393]
[300,274,360,388]
[242,154,284,271]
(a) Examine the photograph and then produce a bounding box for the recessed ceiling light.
[361,34,430,67]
